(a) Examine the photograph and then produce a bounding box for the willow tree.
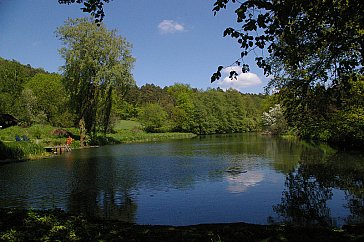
[56,18,135,147]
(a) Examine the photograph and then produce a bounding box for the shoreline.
[0,133,197,164]
[1,208,363,241]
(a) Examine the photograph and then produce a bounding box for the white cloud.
[158,20,185,34]
[217,67,262,91]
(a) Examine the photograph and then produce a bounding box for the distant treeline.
[0,57,268,135]
[120,83,266,134]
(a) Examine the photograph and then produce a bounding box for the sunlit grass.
[106,120,196,144]
[108,131,196,143]
[113,119,142,131]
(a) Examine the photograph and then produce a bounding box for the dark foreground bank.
[1,209,363,241]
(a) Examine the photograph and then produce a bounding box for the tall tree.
[56,17,134,146]
[166,84,196,132]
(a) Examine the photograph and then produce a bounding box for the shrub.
[138,103,169,132]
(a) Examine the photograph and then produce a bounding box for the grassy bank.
[91,120,196,145]
[0,120,196,161]
[1,208,363,242]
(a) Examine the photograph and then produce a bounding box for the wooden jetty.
[44,145,72,154]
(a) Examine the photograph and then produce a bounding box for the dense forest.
[0,57,267,136]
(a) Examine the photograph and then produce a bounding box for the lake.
[1,133,363,227]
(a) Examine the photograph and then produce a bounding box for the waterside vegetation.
[1,208,363,242]
[0,121,196,162]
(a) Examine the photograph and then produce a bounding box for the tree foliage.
[0,57,266,139]
[262,104,287,135]
[56,17,134,146]
[213,0,364,148]
[58,0,111,23]
[0,58,46,116]
[23,73,74,127]
[212,0,363,82]
[139,103,169,133]
[121,83,266,135]
[0,59,75,127]
[329,76,364,148]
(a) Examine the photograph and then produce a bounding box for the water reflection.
[273,167,334,226]
[65,150,138,222]
[273,149,364,227]
[226,171,264,193]
[0,134,363,226]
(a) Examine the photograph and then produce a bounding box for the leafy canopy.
[58,0,111,23]
[211,0,364,87]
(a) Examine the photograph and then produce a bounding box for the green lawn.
[113,119,143,131]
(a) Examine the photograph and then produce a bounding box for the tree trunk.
[79,118,86,147]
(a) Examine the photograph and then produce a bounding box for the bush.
[138,103,169,133]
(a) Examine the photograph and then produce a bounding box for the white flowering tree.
[262,104,287,135]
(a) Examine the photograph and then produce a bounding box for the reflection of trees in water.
[67,153,138,222]
[273,150,364,226]
[273,167,333,226]
[95,190,137,222]
[318,153,364,225]
[303,152,364,225]
[346,194,364,224]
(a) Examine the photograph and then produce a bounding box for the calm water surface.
[1,134,364,226]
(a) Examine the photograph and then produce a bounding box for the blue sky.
[0,0,269,93]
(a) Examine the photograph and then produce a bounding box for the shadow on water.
[64,151,138,222]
